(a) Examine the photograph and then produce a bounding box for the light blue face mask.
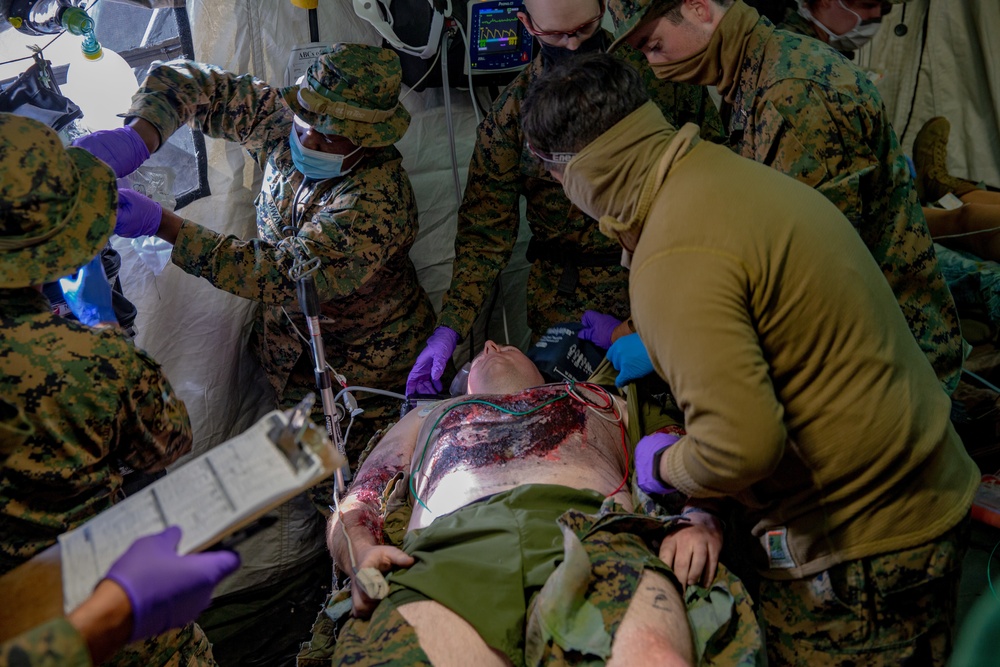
[288,125,361,180]
[798,0,882,52]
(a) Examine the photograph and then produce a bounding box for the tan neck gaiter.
[649,0,760,103]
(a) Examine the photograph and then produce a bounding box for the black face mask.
[539,30,607,68]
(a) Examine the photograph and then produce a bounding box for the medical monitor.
[466,0,533,75]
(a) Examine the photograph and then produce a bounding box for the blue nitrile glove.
[103,526,240,642]
[406,326,460,395]
[71,125,150,178]
[579,310,622,350]
[58,254,117,327]
[606,332,655,387]
[635,432,680,496]
[116,188,163,238]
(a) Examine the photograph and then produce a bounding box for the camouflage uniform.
[729,17,962,394]
[759,516,970,666]
[0,616,216,667]
[436,38,723,340]
[0,275,211,667]
[126,49,436,462]
[0,290,192,571]
[0,619,90,667]
[609,1,963,393]
[0,114,211,666]
[776,8,822,42]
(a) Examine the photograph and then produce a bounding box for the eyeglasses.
[526,140,576,165]
[521,4,605,41]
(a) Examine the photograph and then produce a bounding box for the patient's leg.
[925,203,1000,260]
[397,600,513,667]
[607,569,695,667]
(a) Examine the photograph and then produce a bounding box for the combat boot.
[912,116,979,203]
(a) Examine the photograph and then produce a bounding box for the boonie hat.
[607,0,659,52]
[0,113,116,288]
[279,43,410,147]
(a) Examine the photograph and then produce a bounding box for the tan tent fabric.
[864,0,1000,186]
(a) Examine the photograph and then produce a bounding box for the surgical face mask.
[288,125,362,180]
[539,30,607,68]
[798,0,882,52]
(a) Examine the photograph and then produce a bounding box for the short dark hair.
[648,0,735,25]
[522,53,649,167]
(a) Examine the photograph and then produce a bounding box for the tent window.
[0,2,208,208]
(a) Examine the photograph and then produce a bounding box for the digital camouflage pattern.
[278,44,410,147]
[723,15,962,393]
[0,114,115,289]
[605,0,657,51]
[776,7,823,43]
[127,60,436,463]
[102,624,216,667]
[607,1,962,392]
[436,39,724,340]
[0,289,213,667]
[299,500,763,667]
[0,288,192,573]
[0,618,90,667]
[759,516,969,666]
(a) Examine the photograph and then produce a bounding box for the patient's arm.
[327,408,425,617]
[658,498,724,589]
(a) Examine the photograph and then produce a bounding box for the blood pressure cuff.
[527,322,606,384]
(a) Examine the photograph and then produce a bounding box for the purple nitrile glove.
[58,254,116,327]
[103,526,240,642]
[116,188,163,238]
[635,432,680,496]
[579,310,622,350]
[71,125,150,178]
[606,332,655,387]
[406,326,460,395]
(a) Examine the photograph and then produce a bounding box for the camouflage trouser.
[760,515,970,667]
[296,488,764,667]
[105,622,216,667]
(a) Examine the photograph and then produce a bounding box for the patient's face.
[467,341,545,394]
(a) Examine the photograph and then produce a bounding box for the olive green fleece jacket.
[562,102,979,579]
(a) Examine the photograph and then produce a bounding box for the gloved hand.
[58,254,116,327]
[635,432,680,496]
[406,326,460,395]
[116,188,163,238]
[103,526,240,642]
[606,332,654,387]
[71,125,150,178]
[578,310,622,350]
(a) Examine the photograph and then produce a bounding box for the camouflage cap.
[607,0,659,52]
[0,114,116,288]
[279,43,411,148]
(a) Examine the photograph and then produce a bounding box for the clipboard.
[0,400,345,641]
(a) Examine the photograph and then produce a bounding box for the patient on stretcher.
[308,341,762,667]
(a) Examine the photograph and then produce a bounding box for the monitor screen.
[467,0,533,74]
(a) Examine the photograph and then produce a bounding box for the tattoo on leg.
[646,585,673,611]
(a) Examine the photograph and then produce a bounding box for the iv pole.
[297,273,352,493]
